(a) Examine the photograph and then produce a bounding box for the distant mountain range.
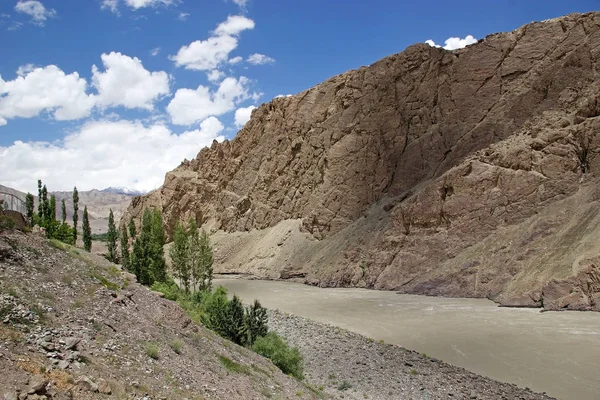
[0,184,138,233]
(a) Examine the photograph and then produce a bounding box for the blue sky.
[0,0,598,193]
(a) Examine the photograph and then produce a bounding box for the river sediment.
[267,309,554,400]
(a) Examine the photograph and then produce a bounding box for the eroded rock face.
[124,12,600,307]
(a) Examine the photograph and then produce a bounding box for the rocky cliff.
[124,12,600,310]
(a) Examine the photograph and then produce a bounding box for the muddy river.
[215,278,600,400]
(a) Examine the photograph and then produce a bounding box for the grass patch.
[30,304,48,323]
[218,355,250,375]
[252,332,304,380]
[48,238,66,250]
[145,343,160,360]
[409,368,418,376]
[90,273,119,291]
[338,380,352,391]
[170,339,183,354]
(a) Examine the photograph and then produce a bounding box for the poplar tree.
[106,209,118,263]
[82,206,92,252]
[37,180,43,221]
[120,224,129,270]
[25,193,34,227]
[128,216,136,239]
[150,209,167,283]
[61,199,67,223]
[72,187,79,243]
[198,229,213,291]
[169,221,190,293]
[188,218,201,292]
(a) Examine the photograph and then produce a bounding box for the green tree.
[120,224,130,270]
[55,223,74,245]
[201,287,230,336]
[150,209,167,283]
[128,216,136,239]
[188,218,201,292]
[61,199,67,224]
[169,220,190,293]
[82,206,92,252]
[37,180,43,221]
[106,209,118,263]
[225,295,247,345]
[245,300,268,346]
[72,187,79,243]
[45,195,58,238]
[199,229,213,291]
[25,193,35,227]
[41,185,49,228]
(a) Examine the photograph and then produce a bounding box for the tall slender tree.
[82,206,92,252]
[150,209,167,283]
[120,224,130,270]
[169,221,190,293]
[188,217,201,292]
[198,229,213,291]
[106,209,118,263]
[72,187,79,243]
[41,185,49,225]
[128,216,136,239]
[37,180,43,221]
[61,199,67,224]
[25,193,34,227]
[46,195,57,237]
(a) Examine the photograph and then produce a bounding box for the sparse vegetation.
[252,332,304,379]
[338,380,352,391]
[170,338,183,354]
[145,342,160,359]
[218,355,250,374]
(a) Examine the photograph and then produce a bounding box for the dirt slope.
[0,231,315,399]
[124,12,600,310]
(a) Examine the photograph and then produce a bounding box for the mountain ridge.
[124,12,600,310]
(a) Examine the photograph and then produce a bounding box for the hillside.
[0,230,316,399]
[124,12,600,310]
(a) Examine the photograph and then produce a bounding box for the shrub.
[145,343,159,359]
[151,280,180,301]
[338,380,352,391]
[170,339,183,354]
[218,355,250,374]
[252,332,303,379]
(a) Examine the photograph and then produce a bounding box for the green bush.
[151,280,180,301]
[170,339,183,354]
[145,343,159,359]
[252,332,304,379]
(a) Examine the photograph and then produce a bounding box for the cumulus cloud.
[247,53,275,65]
[170,15,254,71]
[228,56,243,65]
[234,105,255,127]
[167,76,251,125]
[425,35,477,50]
[91,52,170,110]
[102,0,178,13]
[0,65,94,122]
[14,1,56,26]
[0,117,225,193]
[0,53,170,125]
[207,70,225,82]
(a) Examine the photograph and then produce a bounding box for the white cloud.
[16,63,36,76]
[274,94,292,98]
[232,0,248,9]
[228,56,243,65]
[91,52,170,110]
[234,105,255,127]
[14,1,56,26]
[207,69,225,82]
[170,15,254,71]
[151,47,161,56]
[167,76,250,125]
[178,12,189,20]
[425,35,477,50]
[0,118,225,193]
[213,15,254,36]
[102,0,178,13]
[247,53,275,65]
[0,65,94,122]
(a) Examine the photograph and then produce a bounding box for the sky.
[0,0,598,194]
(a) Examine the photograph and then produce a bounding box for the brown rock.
[27,376,48,394]
[123,12,600,306]
[97,380,112,395]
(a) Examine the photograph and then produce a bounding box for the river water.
[214,278,600,400]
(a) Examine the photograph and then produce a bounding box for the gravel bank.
[267,309,556,400]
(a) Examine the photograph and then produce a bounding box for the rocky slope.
[124,12,600,310]
[0,230,316,399]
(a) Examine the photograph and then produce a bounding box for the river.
[214,278,600,400]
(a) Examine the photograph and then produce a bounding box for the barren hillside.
[124,12,600,310]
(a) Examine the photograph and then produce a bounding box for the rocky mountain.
[124,12,600,311]
[0,184,135,234]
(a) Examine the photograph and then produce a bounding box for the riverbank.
[267,309,554,400]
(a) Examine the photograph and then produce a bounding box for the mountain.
[124,12,600,311]
[0,184,135,234]
[101,187,146,196]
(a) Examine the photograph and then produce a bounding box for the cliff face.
[125,12,600,309]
